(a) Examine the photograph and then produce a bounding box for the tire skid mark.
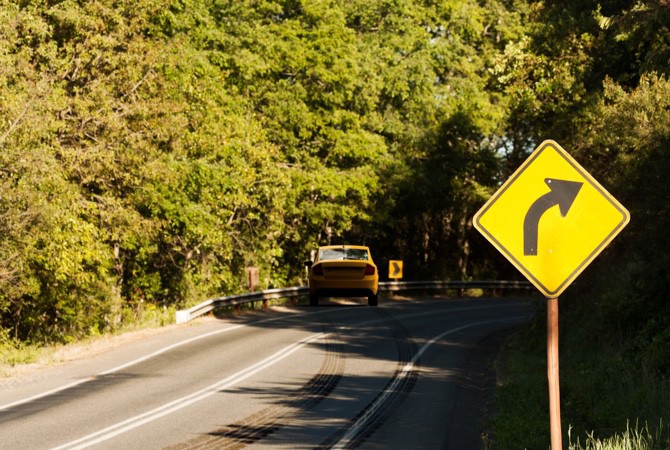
[318,309,419,449]
[322,314,528,449]
[165,320,345,450]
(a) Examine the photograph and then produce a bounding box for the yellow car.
[305,245,379,306]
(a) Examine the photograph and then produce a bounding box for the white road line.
[332,315,527,449]
[0,302,517,413]
[0,310,324,412]
[1,301,527,449]
[48,305,515,448]
[51,332,327,450]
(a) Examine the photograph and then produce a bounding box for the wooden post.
[547,297,562,450]
[246,267,259,292]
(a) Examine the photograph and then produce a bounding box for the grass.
[0,296,302,376]
[0,341,42,368]
[0,304,178,376]
[569,422,667,450]
[491,300,670,450]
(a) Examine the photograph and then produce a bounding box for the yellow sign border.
[473,140,630,298]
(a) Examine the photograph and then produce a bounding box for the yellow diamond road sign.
[473,140,630,298]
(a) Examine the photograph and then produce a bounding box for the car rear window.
[319,248,369,261]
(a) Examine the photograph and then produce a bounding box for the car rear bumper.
[310,287,377,298]
[309,279,378,296]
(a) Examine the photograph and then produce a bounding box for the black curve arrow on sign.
[523,178,584,256]
[391,262,401,277]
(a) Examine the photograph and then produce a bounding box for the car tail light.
[364,264,376,275]
[312,264,324,276]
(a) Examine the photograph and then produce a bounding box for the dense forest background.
[1,0,669,377]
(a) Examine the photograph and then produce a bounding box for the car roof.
[318,245,370,251]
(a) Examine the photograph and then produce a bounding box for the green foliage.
[492,320,550,450]
[491,0,670,168]
[348,0,527,278]
[1,6,670,450]
[2,13,668,438]
[1,0,524,343]
[595,1,670,79]
[567,74,670,376]
[494,309,670,450]
[490,3,670,449]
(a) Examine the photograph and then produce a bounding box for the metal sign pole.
[547,297,562,449]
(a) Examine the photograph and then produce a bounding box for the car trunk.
[321,262,367,279]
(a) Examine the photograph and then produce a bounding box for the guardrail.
[175,280,533,324]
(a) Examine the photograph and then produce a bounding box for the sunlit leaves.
[1,0,529,343]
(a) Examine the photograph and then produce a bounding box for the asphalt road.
[0,295,536,450]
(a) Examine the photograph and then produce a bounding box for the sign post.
[547,297,561,450]
[473,140,629,449]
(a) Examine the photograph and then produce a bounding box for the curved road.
[0,296,535,450]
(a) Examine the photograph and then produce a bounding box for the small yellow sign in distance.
[389,260,403,279]
[473,140,630,298]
